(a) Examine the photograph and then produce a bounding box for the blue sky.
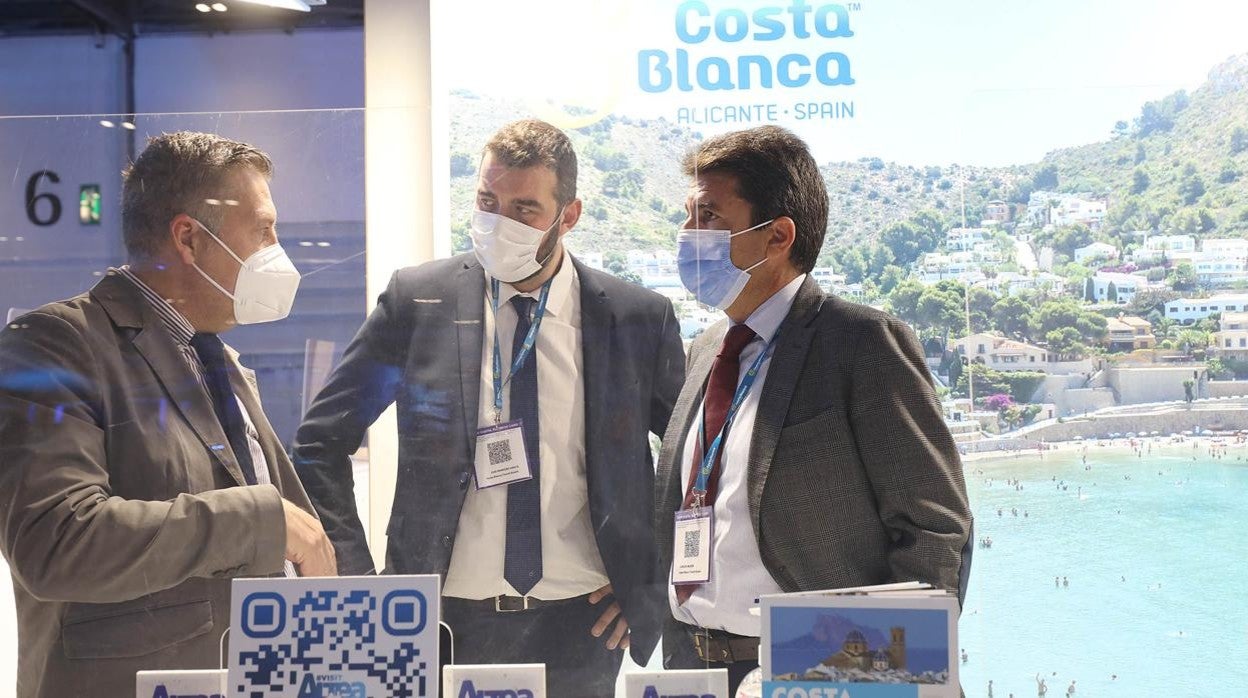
[438,0,1248,166]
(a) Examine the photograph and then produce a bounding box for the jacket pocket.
[62,599,213,659]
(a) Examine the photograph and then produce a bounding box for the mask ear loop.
[534,204,568,269]
[730,218,776,272]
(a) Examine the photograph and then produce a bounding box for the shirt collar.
[114,266,197,346]
[486,251,577,319]
[739,273,807,343]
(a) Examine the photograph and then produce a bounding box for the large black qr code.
[683,529,701,558]
[487,439,513,466]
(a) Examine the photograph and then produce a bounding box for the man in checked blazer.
[656,126,972,695]
[0,132,335,697]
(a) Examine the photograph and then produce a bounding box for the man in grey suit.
[656,126,972,694]
[0,132,335,698]
[293,119,685,697]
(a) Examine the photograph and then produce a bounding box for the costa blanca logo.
[457,681,536,698]
[638,0,856,93]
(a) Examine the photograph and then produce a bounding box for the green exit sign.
[79,184,101,225]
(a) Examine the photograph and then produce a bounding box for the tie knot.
[190,332,225,362]
[719,324,756,359]
[510,295,536,319]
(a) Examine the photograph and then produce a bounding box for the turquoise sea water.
[958,442,1248,697]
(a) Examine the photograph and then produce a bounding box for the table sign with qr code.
[442,663,546,698]
[136,669,226,697]
[473,420,533,489]
[623,668,729,698]
[228,574,440,698]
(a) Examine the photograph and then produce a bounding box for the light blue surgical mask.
[677,219,774,310]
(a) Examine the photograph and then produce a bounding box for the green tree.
[1045,327,1087,359]
[992,295,1034,339]
[887,278,925,327]
[1107,281,1118,303]
[877,264,908,295]
[1179,164,1206,205]
[1032,299,1108,345]
[968,286,997,334]
[1231,126,1248,155]
[917,285,966,343]
[1168,261,1197,291]
[449,152,476,178]
[1130,168,1150,194]
[1183,378,1195,403]
[1033,164,1058,191]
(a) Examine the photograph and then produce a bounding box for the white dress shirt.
[444,254,610,599]
[668,273,807,636]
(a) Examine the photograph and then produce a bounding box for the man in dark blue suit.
[293,119,685,697]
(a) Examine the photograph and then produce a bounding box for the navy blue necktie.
[504,295,542,595]
[190,333,258,486]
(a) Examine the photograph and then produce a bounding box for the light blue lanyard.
[490,277,552,424]
[691,332,777,504]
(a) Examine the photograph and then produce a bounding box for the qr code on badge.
[235,587,431,698]
[684,529,701,558]
[487,439,512,466]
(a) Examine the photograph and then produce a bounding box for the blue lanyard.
[691,332,776,504]
[490,277,552,424]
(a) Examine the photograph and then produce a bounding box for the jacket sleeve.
[848,317,972,596]
[291,271,410,575]
[650,299,687,438]
[0,311,287,604]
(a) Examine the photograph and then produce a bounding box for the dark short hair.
[682,125,828,273]
[122,131,273,260]
[482,119,578,207]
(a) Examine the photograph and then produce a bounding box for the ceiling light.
[99,119,115,128]
[211,3,228,10]
[234,0,311,11]
[195,3,211,11]
[121,122,136,130]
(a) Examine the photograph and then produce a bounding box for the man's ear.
[769,216,797,255]
[558,198,582,236]
[169,214,201,266]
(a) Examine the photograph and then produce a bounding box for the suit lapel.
[93,274,247,487]
[658,321,723,516]
[746,277,825,536]
[574,257,614,489]
[455,257,486,453]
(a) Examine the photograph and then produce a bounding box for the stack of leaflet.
[758,582,960,698]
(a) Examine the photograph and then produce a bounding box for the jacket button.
[458,471,471,487]
[442,535,452,547]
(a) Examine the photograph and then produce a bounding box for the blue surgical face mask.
[677,219,774,311]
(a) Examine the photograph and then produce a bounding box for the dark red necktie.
[676,323,756,603]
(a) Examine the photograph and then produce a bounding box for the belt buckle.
[494,595,531,613]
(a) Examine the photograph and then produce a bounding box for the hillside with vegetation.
[447,53,1248,267]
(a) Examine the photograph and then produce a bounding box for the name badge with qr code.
[672,507,713,584]
[474,420,533,489]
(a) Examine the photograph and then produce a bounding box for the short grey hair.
[122,131,273,260]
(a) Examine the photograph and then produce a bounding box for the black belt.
[445,593,591,614]
[682,623,760,663]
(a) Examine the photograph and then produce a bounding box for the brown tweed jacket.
[656,276,972,652]
[0,273,313,697]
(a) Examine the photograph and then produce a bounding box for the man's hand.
[282,499,337,577]
[588,584,630,650]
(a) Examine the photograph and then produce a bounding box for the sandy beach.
[959,433,1248,464]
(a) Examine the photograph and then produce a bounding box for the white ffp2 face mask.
[190,219,301,325]
[470,208,563,283]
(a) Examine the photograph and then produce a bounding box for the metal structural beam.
[68,0,132,38]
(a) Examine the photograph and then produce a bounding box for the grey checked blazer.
[655,276,972,652]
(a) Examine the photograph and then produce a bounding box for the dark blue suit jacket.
[292,252,685,663]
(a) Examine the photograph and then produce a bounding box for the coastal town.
[573,187,1248,454]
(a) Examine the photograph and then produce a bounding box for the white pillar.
[364,0,434,572]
